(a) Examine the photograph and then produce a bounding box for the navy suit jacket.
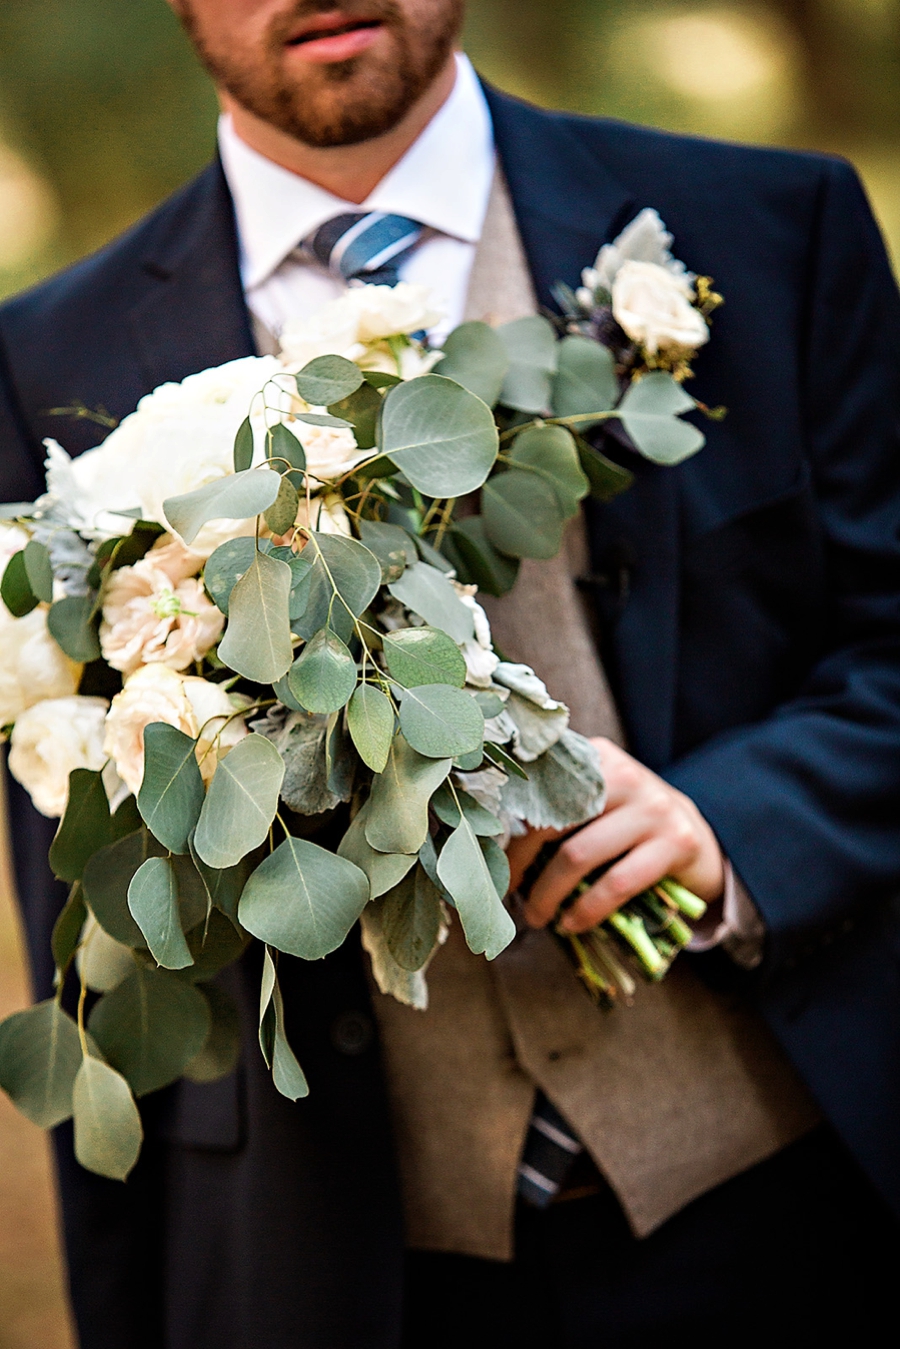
[1,85,899,1348]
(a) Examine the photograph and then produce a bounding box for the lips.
[287,17,382,46]
[284,11,386,62]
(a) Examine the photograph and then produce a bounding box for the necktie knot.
[305,211,426,287]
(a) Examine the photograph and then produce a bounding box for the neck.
[221,56,458,203]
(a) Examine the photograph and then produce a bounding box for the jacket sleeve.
[666,159,900,966]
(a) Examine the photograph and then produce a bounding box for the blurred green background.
[0,3,897,1346]
[0,0,898,303]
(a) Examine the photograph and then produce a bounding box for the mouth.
[285,12,386,63]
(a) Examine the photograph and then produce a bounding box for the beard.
[176,0,465,148]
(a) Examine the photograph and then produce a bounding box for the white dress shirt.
[218,52,495,343]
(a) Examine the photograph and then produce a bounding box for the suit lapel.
[128,160,255,392]
[486,86,681,767]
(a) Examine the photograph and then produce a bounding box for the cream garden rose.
[103,664,248,794]
[611,261,709,356]
[8,696,115,817]
[279,283,443,368]
[0,605,80,727]
[100,536,224,675]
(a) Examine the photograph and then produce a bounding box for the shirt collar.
[218,52,495,292]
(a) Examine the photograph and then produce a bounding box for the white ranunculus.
[42,355,283,555]
[611,261,709,356]
[0,606,81,727]
[279,283,444,367]
[8,695,111,817]
[298,423,370,483]
[103,664,248,794]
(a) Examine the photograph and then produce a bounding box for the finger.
[506,826,560,893]
[523,805,652,928]
[559,836,680,932]
[592,740,652,811]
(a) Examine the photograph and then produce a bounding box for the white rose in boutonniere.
[611,261,710,357]
[8,695,118,817]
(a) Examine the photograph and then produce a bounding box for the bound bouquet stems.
[554,874,707,1006]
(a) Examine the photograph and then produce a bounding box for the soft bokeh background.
[0,1,897,1343]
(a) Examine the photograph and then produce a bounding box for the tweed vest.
[366,170,819,1261]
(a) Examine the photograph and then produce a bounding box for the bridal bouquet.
[0,210,717,1180]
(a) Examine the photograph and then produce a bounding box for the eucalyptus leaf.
[347,683,394,773]
[255,711,345,816]
[398,684,484,759]
[437,321,509,407]
[47,595,102,662]
[217,549,293,683]
[82,829,165,946]
[0,1000,83,1128]
[381,865,443,971]
[294,354,364,406]
[183,907,249,982]
[193,734,285,869]
[480,836,511,903]
[483,740,529,780]
[326,709,357,802]
[497,315,558,413]
[52,883,88,974]
[78,919,135,994]
[23,539,53,602]
[203,536,257,616]
[364,734,451,855]
[267,421,307,472]
[551,334,618,420]
[188,844,249,926]
[72,1057,143,1181]
[436,817,515,960]
[431,783,503,836]
[259,947,308,1100]
[138,722,204,854]
[357,519,415,581]
[184,983,242,1083]
[239,834,369,961]
[509,424,589,516]
[615,371,705,465]
[288,628,357,715]
[264,475,300,536]
[576,438,634,502]
[233,417,254,473]
[328,381,382,449]
[49,769,112,883]
[337,800,417,898]
[482,470,567,561]
[111,794,142,841]
[380,375,498,497]
[291,533,381,644]
[127,857,193,971]
[88,965,211,1097]
[382,625,466,689]
[387,562,474,644]
[0,548,38,617]
[163,467,281,545]
[442,517,519,598]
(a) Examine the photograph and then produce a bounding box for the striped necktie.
[304,210,427,287]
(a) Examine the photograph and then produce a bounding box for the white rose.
[0,606,80,727]
[0,521,30,580]
[611,261,709,356]
[279,283,444,367]
[298,424,369,483]
[100,538,224,675]
[8,696,112,817]
[42,355,283,554]
[103,665,247,794]
[588,208,688,292]
[294,494,353,537]
[357,342,444,381]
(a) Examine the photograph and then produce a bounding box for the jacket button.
[330,1011,374,1056]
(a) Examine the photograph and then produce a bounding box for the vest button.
[331,1011,374,1056]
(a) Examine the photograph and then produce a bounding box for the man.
[1,2,898,1346]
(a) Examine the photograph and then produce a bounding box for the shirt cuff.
[687,860,765,970]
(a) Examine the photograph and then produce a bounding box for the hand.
[507,738,725,934]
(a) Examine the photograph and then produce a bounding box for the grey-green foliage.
[217,549,294,683]
[500,728,606,830]
[288,628,357,714]
[364,734,452,855]
[387,563,474,644]
[127,856,193,970]
[347,683,395,773]
[379,374,499,497]
[337,800,417,899]
[381,626,467,688]
[291,532,382,643]
[72,1057,143,1182]
[380,865,444,971]
[397,684,485,759]
[436,816,515,960]
[254,710,347,816]
[239,835,370,961]
[259,947,308,1101]
[615,372,705,464]
[185,983,242,1084]
[436,321,509,407]
[0,1000,84,1129]
[163,467,281,545]
[137,723,204,855]
[88,965,211,1098]
[551,334,618,420]
[193,734,285,869]
[497,316,558,413]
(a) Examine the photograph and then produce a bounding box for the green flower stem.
[656,877,707,921]
[608,910,668,979]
